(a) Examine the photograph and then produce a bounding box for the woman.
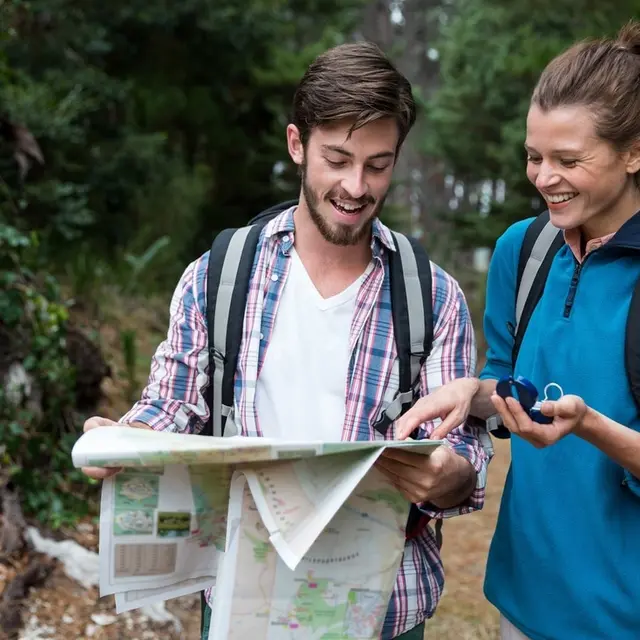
[395,20,640,640]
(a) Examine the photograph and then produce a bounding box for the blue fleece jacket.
[480,212,640,640]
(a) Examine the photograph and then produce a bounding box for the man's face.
[287,118,398,246]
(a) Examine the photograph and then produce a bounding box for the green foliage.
[121,236,171,294]
[2,0,367,284]
[0,224,92,527]
[424,0,640,246]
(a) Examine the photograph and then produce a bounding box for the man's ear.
[286,124,304,166]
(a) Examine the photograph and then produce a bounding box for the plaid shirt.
[122,207,492,638]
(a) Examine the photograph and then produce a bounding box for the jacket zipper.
[563,260,583,317]
[563,248,602,317]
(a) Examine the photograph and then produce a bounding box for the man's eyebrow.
[321,144,395,161]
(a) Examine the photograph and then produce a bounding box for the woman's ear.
[624,142,640,175]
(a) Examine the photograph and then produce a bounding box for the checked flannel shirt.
[121,206,493,638]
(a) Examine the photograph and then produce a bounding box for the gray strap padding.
[391,231,425,382]
[515,221,559,332]
[486,414,504,432]
[383,232,426,423]
[211,226,253,437]
[380,390,415,423]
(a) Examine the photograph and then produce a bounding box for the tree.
[2,0,367,285]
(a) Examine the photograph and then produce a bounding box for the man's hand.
[395,377,480,440]
[375,446,476,508]
[492,393,588,448]
[81,416,152,480]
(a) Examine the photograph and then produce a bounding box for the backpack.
[202,200,442,543]
[491,210,640,439]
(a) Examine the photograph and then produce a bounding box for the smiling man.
[82,42,491,639]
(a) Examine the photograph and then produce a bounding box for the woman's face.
[525,104,640,239]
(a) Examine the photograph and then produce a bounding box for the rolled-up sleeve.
[413,267,493,519]
[120,253,211,434]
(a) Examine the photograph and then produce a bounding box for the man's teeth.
[547,193,577,204]
[332,200,365,214]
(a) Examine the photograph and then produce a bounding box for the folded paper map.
[71,426,443,639]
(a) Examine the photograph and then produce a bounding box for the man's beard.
[300,164,384,247]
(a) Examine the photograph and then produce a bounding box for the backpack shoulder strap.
[204,224,263,437]
[373,231,433,436]
[204,201,297,437]
[383,233,437,543]
[512,211,564,368]
[625,275,640,413]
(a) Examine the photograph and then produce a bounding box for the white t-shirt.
[255,249,369,441]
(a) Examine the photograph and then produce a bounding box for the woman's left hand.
[491,393,588,447]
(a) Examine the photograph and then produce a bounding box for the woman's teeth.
[547,192,577,204]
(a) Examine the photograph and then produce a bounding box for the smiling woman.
[523,21,640,241]
[523,103,640,238]
[390,17,640,640]
[477,19,640,640]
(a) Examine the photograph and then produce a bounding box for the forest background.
[1,1,638,637]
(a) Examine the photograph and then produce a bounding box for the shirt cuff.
[416,440,489,519]
[120,402,183,433]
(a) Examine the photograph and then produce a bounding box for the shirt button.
[271,273,279,282]
[260,333,264,340]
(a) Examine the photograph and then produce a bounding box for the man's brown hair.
[291,41,416,154]
[532,20,640,185]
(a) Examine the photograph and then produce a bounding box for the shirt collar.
[563,227,616,263]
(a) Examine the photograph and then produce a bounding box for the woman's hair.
[290,42,416,155]
[532,20,640,184]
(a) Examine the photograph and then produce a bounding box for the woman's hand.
[491,392,588,447]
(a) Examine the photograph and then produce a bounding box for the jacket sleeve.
[479,218,533,382]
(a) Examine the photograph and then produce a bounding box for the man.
[83,42,492,639]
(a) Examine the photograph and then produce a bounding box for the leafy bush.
[0,224,96,527]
